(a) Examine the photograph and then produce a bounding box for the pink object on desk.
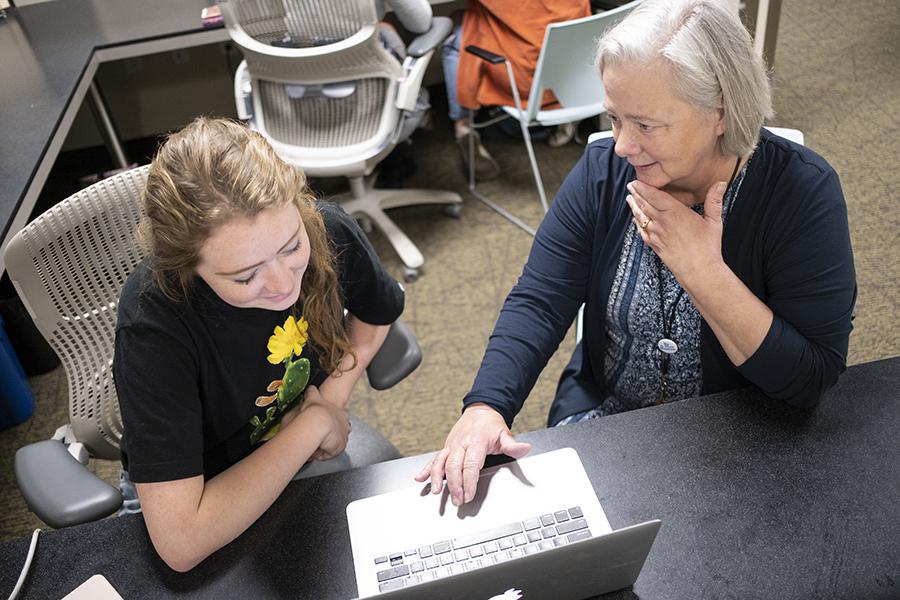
[201,4,223,28]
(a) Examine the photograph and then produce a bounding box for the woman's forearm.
[681,261,773,366]
[318,315,391,408]
[137,407,331,572]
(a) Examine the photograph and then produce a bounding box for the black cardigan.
[463,129,857,426]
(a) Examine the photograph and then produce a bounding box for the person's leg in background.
[546,120,578,148]
[442,14,501,181]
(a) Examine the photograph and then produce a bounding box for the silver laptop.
[346,447,660,599]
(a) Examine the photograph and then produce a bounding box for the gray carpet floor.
[2,0,898,541]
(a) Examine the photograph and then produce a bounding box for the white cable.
[7,529,40,600]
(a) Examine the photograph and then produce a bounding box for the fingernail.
[627,181,635,192]
[717,181,727,193]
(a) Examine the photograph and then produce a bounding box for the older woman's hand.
[625,179,728,285]
[414,404,531,506]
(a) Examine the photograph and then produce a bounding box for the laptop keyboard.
[372,506,592,593]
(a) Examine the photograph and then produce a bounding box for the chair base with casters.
[339,175,462,282]
[462,2,642,236]
[5,165,423,529]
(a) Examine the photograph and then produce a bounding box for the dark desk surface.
[1,357,898,599]
[0,0,222,267]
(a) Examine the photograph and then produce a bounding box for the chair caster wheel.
[402,267,420,283]
[443,203,463,218]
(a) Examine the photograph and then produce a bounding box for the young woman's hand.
[300,385,351,459]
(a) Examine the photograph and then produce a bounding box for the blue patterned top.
[596,162,750,416]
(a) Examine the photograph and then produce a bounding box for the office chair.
[574,126,807,341]
[464,0,641,236]
[220,0,462,282]
[5,166,422,529]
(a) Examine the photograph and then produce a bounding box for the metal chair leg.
[466,114,538,237]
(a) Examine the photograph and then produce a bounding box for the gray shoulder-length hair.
[596,0,773,157]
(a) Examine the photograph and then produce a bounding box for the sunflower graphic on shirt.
[249,315,311,444]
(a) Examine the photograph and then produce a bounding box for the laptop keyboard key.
[512,534,527,546]
[556,517,588,536]
[540,514,555,526]
[541,527,556,539]
[452,522,524,550]
[433,541,451,554]
[425,557,439,569]
[568,506,584,518]
[469,546,484,558]
[379,578,407,592]
[567,529,592,543]
[554,510,570,522]
[483,541,499,553]
[374,556,388,565]
[499,538,514,550]
[454,550,468,562]
[440,554,454,566]
[377,565,410,582]
[418,545,433,558]
[410,561,424,573]
[523,518,542,531]
[527,531,542,543]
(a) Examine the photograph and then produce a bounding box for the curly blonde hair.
[141,117,354,374]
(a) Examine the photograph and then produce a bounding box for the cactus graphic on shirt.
[250,315,311,444]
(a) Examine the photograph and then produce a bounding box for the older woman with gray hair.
[418,0,857,506]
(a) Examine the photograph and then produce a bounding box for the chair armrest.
[15,440,123,529]
[366,320,422,391]
[234,60,253,121]
[465,44,507,65]
[407,16,453,58]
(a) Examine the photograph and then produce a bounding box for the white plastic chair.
[220,0,462,282]
[465,1,642,236]
[4,167,423,528]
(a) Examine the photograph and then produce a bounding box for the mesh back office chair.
[220,0,462,282]
[464,0,641,236]
[573,127,807,341]
[5,166,422,529]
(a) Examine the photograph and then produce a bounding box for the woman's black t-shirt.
[113,202,404,483]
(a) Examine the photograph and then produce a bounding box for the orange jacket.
[458,0,591,111]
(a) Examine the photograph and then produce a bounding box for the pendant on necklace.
[658,338,678,354]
